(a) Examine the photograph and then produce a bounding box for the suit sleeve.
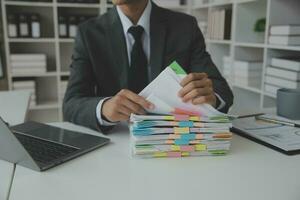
[188,17,233,113]
[63,26,114,132]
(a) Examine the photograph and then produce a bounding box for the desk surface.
[10,122,300,200]
[0,160,14,200]
[0,91,30,126]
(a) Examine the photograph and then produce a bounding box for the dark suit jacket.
[63,2,234,132]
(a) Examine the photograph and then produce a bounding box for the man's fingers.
[120,98,145,115]
[115,112,130,121]
[192,95,214,105]
[119,89,154,110]
[182,87,212,102]
[180,73,208,87]
[117,105,134,117]
[178,79,209,97]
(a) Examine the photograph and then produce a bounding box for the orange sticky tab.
[174,114,189,121]
[165,140,175,144]
[173,108,200,116]
[195,134,204,139]
[195,144,206,151]
[174,127,190,134]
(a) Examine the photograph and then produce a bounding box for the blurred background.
[0,0,299,123]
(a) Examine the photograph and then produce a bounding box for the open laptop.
[0,117,110,171]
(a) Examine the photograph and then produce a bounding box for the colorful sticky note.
[189,116,200,121]
[171,145,181,151]
[180,146,195,152]
[174,139,190,145]
[174,114,190,121]
[169,61,186,75]
[180,134,196,140]
[195,144,207,151]
[154,152,167,158]
[174,127,190,134]
[178,121,194,127]
[163,116,175,121]
[167,152,182,158]
[181,152,190,157]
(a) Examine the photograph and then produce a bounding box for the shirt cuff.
[215,93,226,110]
[96,97,118,126]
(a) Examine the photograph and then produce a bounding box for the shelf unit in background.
[1,0,300,123]
[1,0,104,122]
[191,0,300,115]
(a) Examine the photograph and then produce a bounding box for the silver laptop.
[0,117,110,171]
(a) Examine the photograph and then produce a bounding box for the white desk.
[9,122,300,200]
[0,91,30,126]
[0,160,15,200]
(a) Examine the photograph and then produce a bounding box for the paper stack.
[130,114,232,158]
[12,80,36,107]
[130,61,234,158]
[269,25,300,46]
[264,57,300,96]
[10,54,47,75]
[233,60,262,88]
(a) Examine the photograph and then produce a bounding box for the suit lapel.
[107,7,129,89]
[149,3,167,81]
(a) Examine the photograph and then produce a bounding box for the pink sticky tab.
[173,108,200,116]
[174,114,189,121]
[167,152,182,158]
[180,146,195,152]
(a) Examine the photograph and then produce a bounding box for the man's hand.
[178,73,217,107]
[102,89,154,122]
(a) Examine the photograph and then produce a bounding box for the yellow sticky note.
[171,145,181,151]
[164,116,174,120]
[195,144,206,151]
[189,116,200,121]
[174,127,189,134]
[181,152,190,157]
[154,152,167,157]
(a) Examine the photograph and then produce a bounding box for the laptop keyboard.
[15,133,79,165]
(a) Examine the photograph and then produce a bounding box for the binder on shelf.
[271,57,300,72]
[270,25,300,36]
[269,35,300,46]
[266,66,300,81]
[265,75,300,89]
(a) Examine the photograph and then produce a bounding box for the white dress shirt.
[96,0,225,126]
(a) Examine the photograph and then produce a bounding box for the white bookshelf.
[191,0,300,115]
[1,0,300,122]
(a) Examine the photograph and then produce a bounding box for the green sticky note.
[169,61,186,75]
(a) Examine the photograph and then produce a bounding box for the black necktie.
[128,25,148,93]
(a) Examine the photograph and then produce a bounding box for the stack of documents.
[10,54,47,75]
[130,114,232,158]
[269,25,300,46]
[264,57,300,96]
[233,60,262,89]
[130,61,233,158]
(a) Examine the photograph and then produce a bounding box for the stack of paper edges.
[130,114,232,158]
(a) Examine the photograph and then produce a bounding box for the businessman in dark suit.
[63,0,233,132]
